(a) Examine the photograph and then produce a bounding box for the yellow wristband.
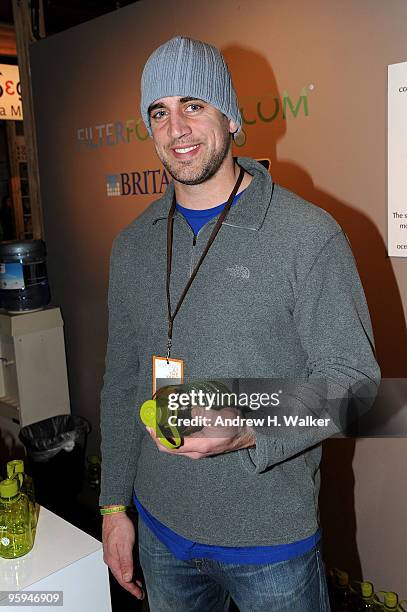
[100,505,127,516]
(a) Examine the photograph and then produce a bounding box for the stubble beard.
[157,129,232,186]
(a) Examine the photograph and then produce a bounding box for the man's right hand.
[102,511,144,599]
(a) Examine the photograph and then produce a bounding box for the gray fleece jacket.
[100,157,380,546]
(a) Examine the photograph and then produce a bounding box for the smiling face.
[149,96,237,185]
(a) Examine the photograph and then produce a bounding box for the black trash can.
[19,415,91,520]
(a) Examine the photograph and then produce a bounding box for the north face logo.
[226,265,250,279]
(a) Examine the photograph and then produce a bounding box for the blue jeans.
[138,518,331,612]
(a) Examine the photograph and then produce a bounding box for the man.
[100,36,380,611]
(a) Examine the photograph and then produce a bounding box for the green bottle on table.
[7,459,37,532]
[356,582,381,610]
[332,570,355,611]
[375,592,407,611]
[0,478,33,559]
[379,591,403,612]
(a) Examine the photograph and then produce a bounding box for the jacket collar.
[151,157,274,231]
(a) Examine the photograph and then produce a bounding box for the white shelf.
[0,507,112,611]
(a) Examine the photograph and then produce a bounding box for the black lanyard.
[166,164,245,361]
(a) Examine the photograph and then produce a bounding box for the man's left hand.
[146,407,256,459]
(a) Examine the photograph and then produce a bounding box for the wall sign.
[388,61,407,257]
[0,64,23,121]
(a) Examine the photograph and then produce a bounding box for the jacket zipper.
[153,213,217,275]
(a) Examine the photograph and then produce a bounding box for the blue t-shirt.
[134,494,320,564]
[175,190,245,235]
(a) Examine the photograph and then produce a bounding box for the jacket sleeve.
[99,236,143,505]
[240,230,381,474]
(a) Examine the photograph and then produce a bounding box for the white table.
[0,506,112,611]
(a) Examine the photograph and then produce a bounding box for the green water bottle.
[332,570,355,611]
[0,478,33,559]
[140,380,233,449]
[356,582,381,611]
[6,460,37,530]
[375,592,407,611]
[87,455,101,489]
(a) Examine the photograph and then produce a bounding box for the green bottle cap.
[140,399,159,427]
[384,592,398,608]
[0,478,18,498]
[6,459,24,478]
[361,582,373,598]
[336,570,349,586]
[140,399,182,449]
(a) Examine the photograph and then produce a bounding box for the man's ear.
[228,118,239,135]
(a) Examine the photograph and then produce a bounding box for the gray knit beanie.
[140,36,242,138]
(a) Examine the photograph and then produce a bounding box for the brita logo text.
[106,169,170,197]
